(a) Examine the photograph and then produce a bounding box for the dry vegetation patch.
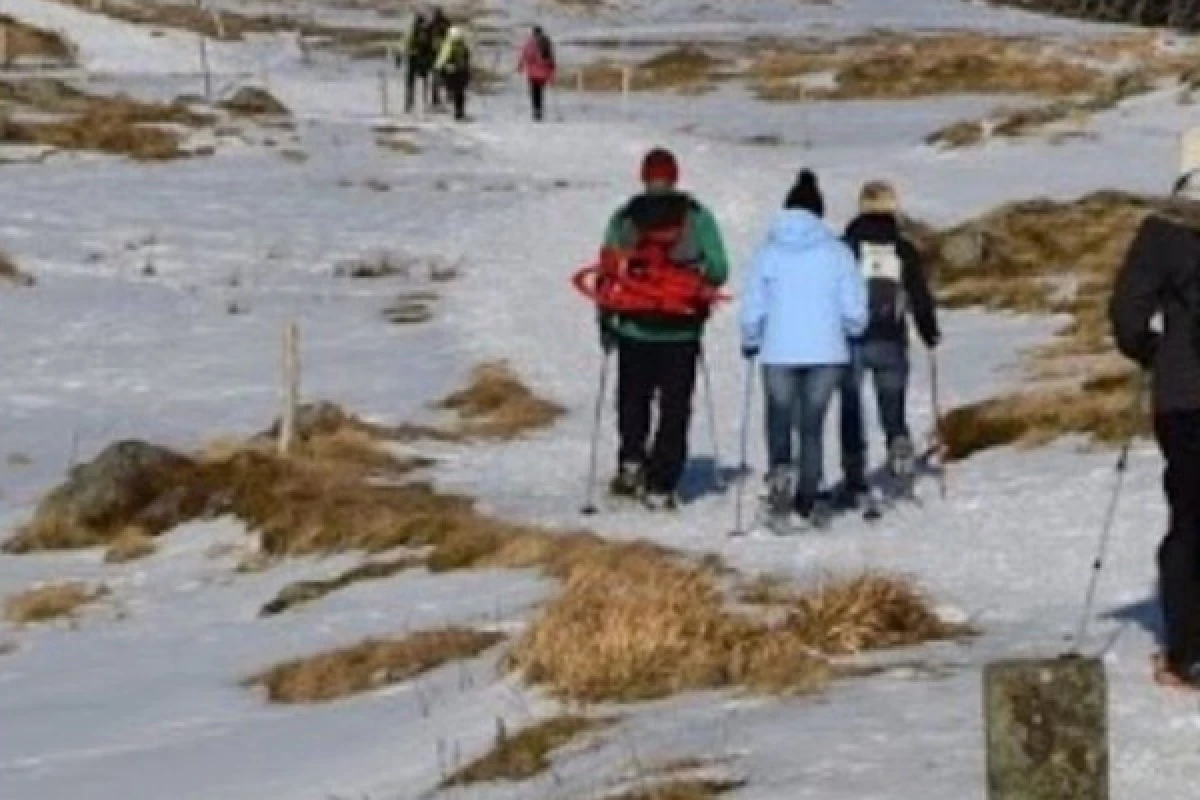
[260,555,422,615]
[0,78,213,160]
[443,715,613,786]
[4,581,107,625]
[104,526,157,563]
[0,249,35,286]
[512,557,959,703]
[245,627,505,703]
[437,362,566,440]
[921,191,1199,458]
[0,15,74,66]
[612,779,746,800]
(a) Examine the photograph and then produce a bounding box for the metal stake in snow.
[379,69,391,118]
[621,66,633,117]
[279,322,300,456]
[0,26,9,69]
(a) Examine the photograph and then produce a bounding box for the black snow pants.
[1156,410,1200,674]
[616,338,700,494]
[529,79,547,121]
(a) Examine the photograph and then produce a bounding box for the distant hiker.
[402,11,437,114]
[834,181,940,509]
[428,7,452,109]
[600,148,729,510]
[1110,210,1200,691]
[435,26,472,121]
[518,26,556,122]
[740,170,868,530]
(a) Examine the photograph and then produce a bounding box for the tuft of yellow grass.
[104,526,157,563]
[612,779,746,800]
[0,15,73,65]
[260,555,422,615]
[437,361,565,440]
[443,715,613,786]
[511,558,957,703]
[244,628,505,703]
[4,581,107,625]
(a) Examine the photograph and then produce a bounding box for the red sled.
[571,249,727,318]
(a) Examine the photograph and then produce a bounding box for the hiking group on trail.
[580,149,940,530]
[399,10,557,123]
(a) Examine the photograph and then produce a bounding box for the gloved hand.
[1136,333,1160,369]
[741,345,759,361]
[925,334,941,350]
[599,319,617,353]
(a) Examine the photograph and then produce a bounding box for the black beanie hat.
[785,169,825,217]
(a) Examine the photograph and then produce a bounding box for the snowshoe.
[830,481,868,513]
[608,461,643,499]
[642,491,680,512]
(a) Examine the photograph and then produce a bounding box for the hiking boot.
[887,436,915,480]
[793,494,831,531]
[609,461,643,498]
[831,480,868,512]
[642,491,680,512]
[765,467,793,518]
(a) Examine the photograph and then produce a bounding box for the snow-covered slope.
[1,1,1198,799]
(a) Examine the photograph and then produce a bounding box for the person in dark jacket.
[402,11,436,114]
[600,148,730,510]
[835,181,940,508]
[1110,211,1200,690]
[428,7,451,109]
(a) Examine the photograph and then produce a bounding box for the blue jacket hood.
[765,209,831,248]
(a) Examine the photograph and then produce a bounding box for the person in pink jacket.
[518,26,556,121]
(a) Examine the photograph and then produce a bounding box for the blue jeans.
[840,340,910,486]
[763,364,843,507]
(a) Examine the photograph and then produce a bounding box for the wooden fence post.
[0,27,9,69]
[984,657,1108,800]
[279,322,299,455]
[380,69,391,117]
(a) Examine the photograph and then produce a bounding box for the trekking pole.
[1070,372,1148,654]
[730,359,755,537]
[580,350,613,515]
[698,347,724,491]
[929,348,948,499]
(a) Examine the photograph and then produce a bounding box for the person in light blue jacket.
[740,170,868,528]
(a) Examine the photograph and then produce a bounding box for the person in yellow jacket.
[435,26,472,121]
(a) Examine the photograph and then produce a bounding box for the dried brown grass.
[104,526,157,563]
[4,581,107,625]
[260,555,422,615]
[750,32,1104,103]
[244,627,505,703]
[0,79,212,160]
[0,15,74,65]
[611,779,746,800]
[442,715,612,786]
[925,191,1196,458]
[0,249,35,287]
[437,362,565,440]
[511,556,958,703]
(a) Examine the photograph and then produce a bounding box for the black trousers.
[444,72,468,120]
[1156,411,1200,673]
[616,338,699,494]
[529,79,547,120]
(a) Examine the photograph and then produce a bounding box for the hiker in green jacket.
[598,147,729,510]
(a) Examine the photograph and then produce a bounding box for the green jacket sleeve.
[603,208,633,251]
[691,205,729,287]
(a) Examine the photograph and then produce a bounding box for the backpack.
[861,241,907,327]
[410,21,434,61]
[536,35,555,69]
[445,39,470,74]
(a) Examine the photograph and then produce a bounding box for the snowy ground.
[2,1,1199,799]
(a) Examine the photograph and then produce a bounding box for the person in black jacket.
[835,181,940,508]
[1110,211,1200,690]
[402,11,436,114]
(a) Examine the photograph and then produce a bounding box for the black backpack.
[537,34,555,68]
